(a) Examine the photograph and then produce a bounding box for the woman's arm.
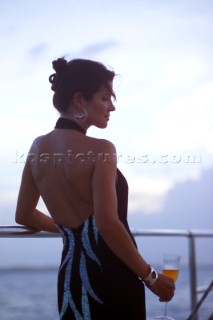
[92,140,175,301]
[92,140,150,277]
[15,160,59,233]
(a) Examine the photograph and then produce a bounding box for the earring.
[74,108,87,122]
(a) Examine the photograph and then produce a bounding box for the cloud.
[129,191,168,215]
[126,164,202,215]
[28,43,48,58]
[81,40,118,56]
[122,81,213,214]
[128,167,213,227]
[133,82,213,154]
[153,55,209,87]
[127,175,174,214]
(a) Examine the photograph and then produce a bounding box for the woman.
[15,58,175,319]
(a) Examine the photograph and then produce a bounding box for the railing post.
[188,231,198,320]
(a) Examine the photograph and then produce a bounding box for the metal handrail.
[0,226,213,319]
[187,280,213,320]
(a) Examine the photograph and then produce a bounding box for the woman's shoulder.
[86,136,116,154]
[31,134,45,146]
[29,131,53,152]
[85,137,117,167]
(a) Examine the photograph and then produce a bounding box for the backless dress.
[55,118,146,320]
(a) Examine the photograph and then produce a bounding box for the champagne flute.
[153,254,180,320]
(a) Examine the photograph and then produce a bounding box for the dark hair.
[49,58,116,112]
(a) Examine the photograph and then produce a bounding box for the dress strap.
[55,117,86,134]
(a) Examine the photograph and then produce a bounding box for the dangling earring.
[74,108,87,122]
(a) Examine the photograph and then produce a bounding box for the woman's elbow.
[15,216,25,225]
[15,211,29,226]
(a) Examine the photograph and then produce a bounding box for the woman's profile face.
[85,82,115,128]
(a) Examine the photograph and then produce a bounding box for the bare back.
[29,129,103,228]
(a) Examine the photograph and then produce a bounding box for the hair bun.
[52,58,68,74]
[49,58,68,91]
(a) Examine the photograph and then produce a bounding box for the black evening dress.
[55,118,146,320]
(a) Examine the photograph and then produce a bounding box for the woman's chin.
[96,121,108,129]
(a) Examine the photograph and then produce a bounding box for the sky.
[0,0,213,267]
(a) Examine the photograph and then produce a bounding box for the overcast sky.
[0,0,212,266]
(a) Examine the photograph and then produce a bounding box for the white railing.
[0,226,212,319]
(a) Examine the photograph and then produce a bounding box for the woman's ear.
[73,92,86,108]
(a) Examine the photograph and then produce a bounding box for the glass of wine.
[153,254,180,320]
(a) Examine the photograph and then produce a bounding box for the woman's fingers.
[159,288,175,302]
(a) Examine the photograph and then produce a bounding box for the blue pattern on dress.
[82,218,101,266]
[57,215,103,320]
[57,225,70,272]
[81,286,90,320]
[92,215,99,243]
[79,252,102,303]
[59,228,84,320]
